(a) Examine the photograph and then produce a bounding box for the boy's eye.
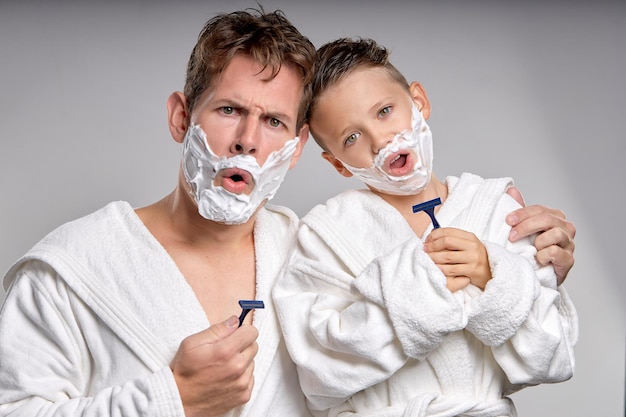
[344,133,360,146]
[378,106,392,117]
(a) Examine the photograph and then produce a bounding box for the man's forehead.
[210,58,303,113]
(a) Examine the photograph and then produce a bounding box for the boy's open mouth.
[385,152,413,176]
[390,154,407,169]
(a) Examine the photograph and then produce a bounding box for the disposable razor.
[238,300,265,327]
[412,197,442,229]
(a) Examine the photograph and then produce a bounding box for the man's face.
[310,67,415,176]
[189,54,305,195]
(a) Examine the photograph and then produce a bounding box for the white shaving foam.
[182,123,299,224]
[339,101,433,195]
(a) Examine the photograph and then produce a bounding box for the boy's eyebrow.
[369,97,395,114]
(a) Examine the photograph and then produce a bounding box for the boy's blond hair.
[308,38,410,149]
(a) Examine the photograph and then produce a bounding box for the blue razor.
[238,300,265,327]
[412,197,442,229]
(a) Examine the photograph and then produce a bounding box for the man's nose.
[232,117,258,155]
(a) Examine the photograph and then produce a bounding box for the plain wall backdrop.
[1,1,624,415]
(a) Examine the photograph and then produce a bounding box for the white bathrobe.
[274,173,578,417]
[0,201,311,417]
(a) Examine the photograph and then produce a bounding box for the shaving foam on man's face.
[182,123,299,224]
[340,101,434,196]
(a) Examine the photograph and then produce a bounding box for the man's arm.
[506,187,576,286]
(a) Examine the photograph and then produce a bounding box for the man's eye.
[378,106,391,117]
[222,107,234,115]
[345,133,360,146]
[269,118,282,128]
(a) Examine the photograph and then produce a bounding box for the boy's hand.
[171,316,259,417]
[506,187,576,285]
[424,227,491,291]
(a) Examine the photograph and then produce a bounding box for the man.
[0,8,575,417]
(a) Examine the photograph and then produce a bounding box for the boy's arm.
[506,186,576,285]
[273,224,465,412]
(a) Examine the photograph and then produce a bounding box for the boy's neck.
[372,175,448,237]
[372,174,447,214]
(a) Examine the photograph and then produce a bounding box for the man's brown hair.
[184,8,316,130]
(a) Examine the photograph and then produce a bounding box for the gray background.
[1,1,624,415]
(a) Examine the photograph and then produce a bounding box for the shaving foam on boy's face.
[339,101,433,196]
[182,123,299,224]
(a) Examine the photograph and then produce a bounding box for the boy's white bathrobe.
[274,173,578,417]
[0,201,311,417]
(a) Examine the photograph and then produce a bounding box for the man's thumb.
[506,185,526,207]
[203,315,240,343]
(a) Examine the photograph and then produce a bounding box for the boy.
[273,38,578,417]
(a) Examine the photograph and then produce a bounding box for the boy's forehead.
[316,67,403,111]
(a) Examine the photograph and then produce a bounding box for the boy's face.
[310,67,416,177]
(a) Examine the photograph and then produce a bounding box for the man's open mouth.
[217,168,254,194]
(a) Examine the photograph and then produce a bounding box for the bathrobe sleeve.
[463,193,578,388]
[0,263,185,417]
[273,222,467,412]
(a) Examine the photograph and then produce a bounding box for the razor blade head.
[239,300,265,309]
[238,300,265,327]
[411,197,442,229]
[411,197,442,213]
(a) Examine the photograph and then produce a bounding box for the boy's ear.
[322,151,353,178]
[409,82,431,120]
[167,91,189,143]
[289,124,310,169]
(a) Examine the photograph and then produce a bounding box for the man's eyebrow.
[266,110,293,123]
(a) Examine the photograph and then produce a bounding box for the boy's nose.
[371,129,394,154]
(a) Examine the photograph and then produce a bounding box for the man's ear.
[322,151,353,178]
[409,82,431,120]
[167,91,189,143]
[289,124,310,169]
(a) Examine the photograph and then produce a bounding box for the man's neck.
[136,185,257,250]
[136,186,258,324]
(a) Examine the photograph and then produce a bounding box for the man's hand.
[171,316,259,417]
[506,187,576,286]
[424,227,491,291]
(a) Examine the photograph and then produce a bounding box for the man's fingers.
[506,186,526,207]
[176,316,258,363]
[536,244,575,286]
[181,316,239,349]
[507,204,564,227]
[534,227,575,252]
[507,205,575,242]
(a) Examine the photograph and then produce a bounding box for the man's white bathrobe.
[0,201,311,417]
[274,173,578,417]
